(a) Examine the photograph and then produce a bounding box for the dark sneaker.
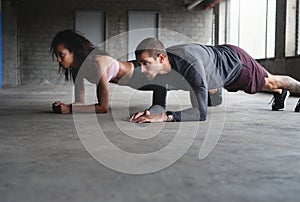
[295,99,300,112]
[271,89,290,111]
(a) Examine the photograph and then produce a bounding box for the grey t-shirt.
[164,44,242,121]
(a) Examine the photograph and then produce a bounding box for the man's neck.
[160,56,172,74]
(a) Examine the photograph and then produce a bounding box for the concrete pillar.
[0,0,2,88]
[275,0,287,59]
[2,0,18,87]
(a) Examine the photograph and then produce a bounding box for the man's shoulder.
[166,43,210,56]
[167,43,209,65]
[167,43,200,51]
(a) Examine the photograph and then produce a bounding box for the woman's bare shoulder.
[92,55,117,70]
[93,55,114,62]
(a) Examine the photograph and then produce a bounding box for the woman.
[50,29,168,114]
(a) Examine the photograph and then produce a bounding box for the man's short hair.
[135,38,167,59]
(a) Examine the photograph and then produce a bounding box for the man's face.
[137,52,162,80]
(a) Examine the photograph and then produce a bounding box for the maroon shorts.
[224,45,269,94]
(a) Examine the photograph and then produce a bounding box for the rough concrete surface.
[0,84,300,202]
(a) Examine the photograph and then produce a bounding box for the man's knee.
[264,76,280,90]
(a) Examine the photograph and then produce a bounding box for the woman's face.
[55,44,74,69]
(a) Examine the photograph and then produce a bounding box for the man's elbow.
[199,114,206,121]
[199,117,206,121]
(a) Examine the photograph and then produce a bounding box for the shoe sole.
[295,100,300,112]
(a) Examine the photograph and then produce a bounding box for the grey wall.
[2,0,213,86]
[2,0,18,86]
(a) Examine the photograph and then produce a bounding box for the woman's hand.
[59,103,72,114]
[53,101,62,106]
[52,101,62,113]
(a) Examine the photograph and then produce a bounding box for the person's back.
[166,44,242,90]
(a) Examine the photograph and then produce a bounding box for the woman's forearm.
[72,103,108,113]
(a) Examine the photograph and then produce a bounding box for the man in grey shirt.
[127,60,223,112]
[130,38,300,122]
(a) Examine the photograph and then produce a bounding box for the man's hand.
[130,110,168,123]
[130,110,150,122]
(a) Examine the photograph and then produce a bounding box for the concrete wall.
[2,0,213,86]
[2,0,19,86]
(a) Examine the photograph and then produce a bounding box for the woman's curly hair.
[50,29,107,82]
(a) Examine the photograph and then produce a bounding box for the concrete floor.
[0,84,300,202]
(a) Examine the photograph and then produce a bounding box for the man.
[130,38,300,123]
[127,60,223,114]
